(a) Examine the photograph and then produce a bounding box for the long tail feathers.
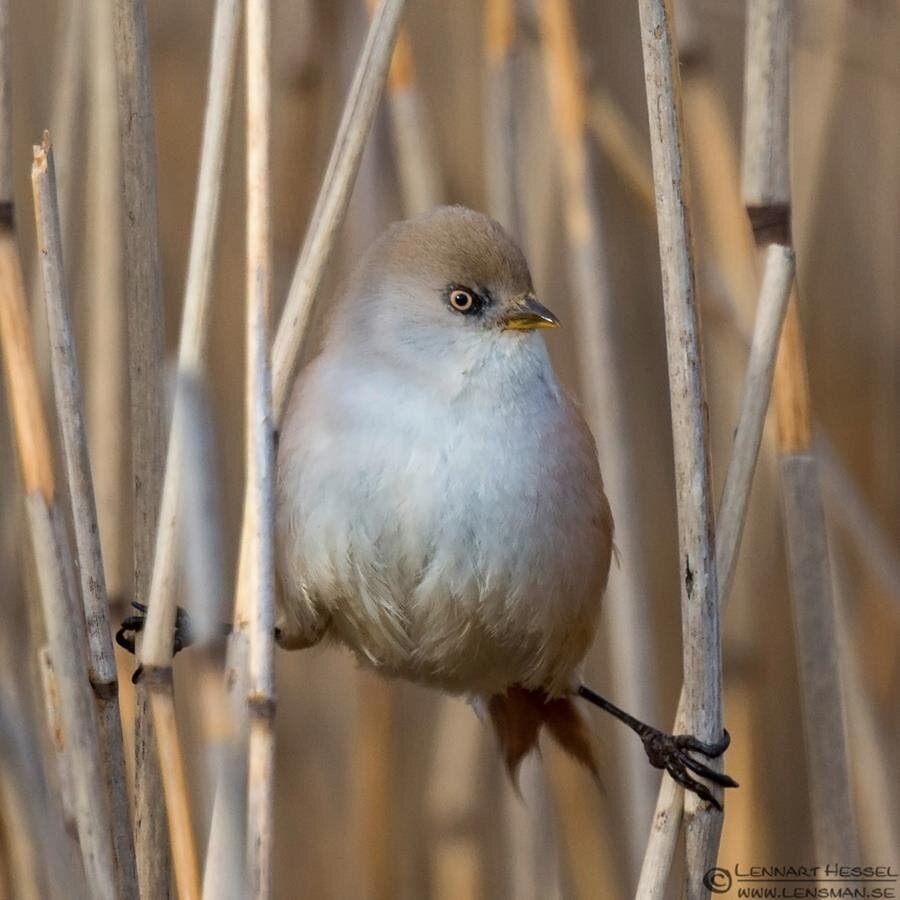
[488,686,599,785]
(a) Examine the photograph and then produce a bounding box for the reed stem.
[31,135,139,900]
[742,0,859,863]
[244,0,277,894]
[635,1,724,894]
[112,0,170,891]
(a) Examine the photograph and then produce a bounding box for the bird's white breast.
[276,335,610,695]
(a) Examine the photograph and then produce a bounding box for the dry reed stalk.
[272,0,406,419]
[715,246,794,602]
[0,211,117,900]
[31,137,139,898]
[636,244,794,896]
[86,1,127,602]
[146,686,201,899]
[112,0,170,892]
[635,1,725,895]
[244,0,277,895]
[742,0,859,863]
[538,0,658,879]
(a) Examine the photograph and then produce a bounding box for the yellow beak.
[500,296,561,331]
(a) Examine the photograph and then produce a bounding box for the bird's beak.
[500,295,561,331]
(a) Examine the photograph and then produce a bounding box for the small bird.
[117,206,734,804]
[272,206,735,803]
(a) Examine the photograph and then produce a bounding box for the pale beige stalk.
[245,0,277,895]
[635,1,725,895]
[86,0,127,601]
[743,0,859,865]
[31,137,138,900]
[112,0,170,892]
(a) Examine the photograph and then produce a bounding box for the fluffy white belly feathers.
[275,340,612,697]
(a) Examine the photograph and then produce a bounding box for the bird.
[271,205,735,804]
[117,205,735,806]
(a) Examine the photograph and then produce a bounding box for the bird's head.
[326,207,559,380]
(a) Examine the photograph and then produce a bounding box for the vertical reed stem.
[635,1,725,894]
[245,0,276,894]
[31,136,139,900]
[742,0,859,863]
[86,1,127,601]
[112,1,169,892]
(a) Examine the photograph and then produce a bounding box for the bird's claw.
[115,602,196,683]
[640,727,738,810]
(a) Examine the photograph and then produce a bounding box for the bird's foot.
[638,726,737,810]
[115,602,197,683]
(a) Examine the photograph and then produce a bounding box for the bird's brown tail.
[488,685,599,784]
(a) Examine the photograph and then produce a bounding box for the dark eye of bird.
[446,285,485,316]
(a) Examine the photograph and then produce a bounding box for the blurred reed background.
[0,0,898,898]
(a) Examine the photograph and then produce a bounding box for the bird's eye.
[449,288,476,313]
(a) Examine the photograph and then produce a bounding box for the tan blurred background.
[1,0,898,897]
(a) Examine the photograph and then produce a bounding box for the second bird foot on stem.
[638,726,737,810]
[115,602,198,683]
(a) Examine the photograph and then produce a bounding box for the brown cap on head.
[365,205,534,299]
